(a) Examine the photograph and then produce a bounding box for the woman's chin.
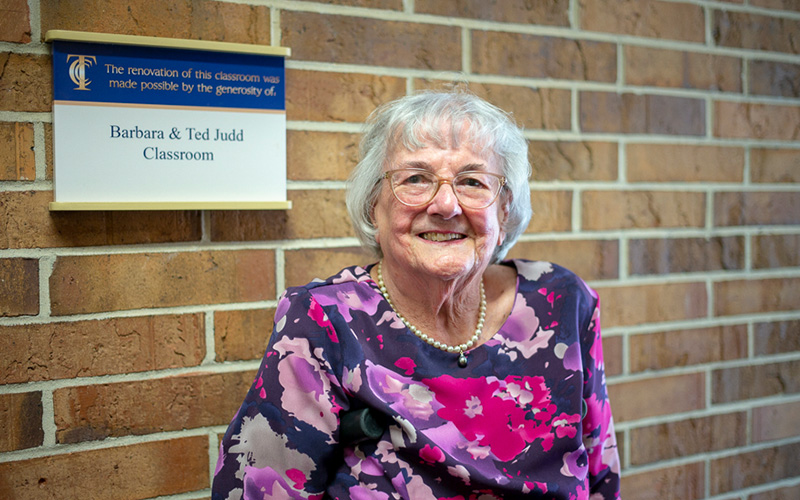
[416,254,481,282]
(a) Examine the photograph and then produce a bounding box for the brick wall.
[1,0,799,498]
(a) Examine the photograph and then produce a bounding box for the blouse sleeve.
[211,288,350,500]
[581,290,622,499]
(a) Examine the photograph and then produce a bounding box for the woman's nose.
[427,181,462,218]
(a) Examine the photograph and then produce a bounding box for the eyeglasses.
[383,168,506,209]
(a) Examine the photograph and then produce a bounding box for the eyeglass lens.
[388,169,503,208]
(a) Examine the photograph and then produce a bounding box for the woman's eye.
[403,173,432,185]
[459,176,487,188]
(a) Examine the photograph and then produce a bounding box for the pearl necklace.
[376,261,486,368]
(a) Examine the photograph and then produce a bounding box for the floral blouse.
[212,260,621,500]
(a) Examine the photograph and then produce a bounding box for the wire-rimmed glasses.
[383,168,507,209]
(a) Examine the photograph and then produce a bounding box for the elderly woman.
[212,91,620,499]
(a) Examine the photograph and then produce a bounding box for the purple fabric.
[212,260,621,500]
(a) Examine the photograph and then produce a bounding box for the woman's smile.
[418,231,466,242]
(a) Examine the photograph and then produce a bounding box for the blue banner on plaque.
[49,32,290,210]
[52,41,285,110]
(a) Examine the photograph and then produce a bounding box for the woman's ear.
[497,195,511,246]
[370,206,380,245]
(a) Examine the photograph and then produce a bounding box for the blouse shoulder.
[505,259,599,331]
[276,265,375,309]
[506,259,596,295]
[284,265,374,295]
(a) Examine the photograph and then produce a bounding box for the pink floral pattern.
[213,260,621,499]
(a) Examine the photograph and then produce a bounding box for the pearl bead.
[376,261,485,369]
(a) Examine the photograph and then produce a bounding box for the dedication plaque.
[47,31,291,210]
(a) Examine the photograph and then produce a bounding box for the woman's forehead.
[386,144,501,176]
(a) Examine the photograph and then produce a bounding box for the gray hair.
[346,91,532,263]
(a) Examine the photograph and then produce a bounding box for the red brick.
[49,250,275,315]
[285,247,374,289]
[472,31,616,82]
[54,371,254,443]
[710,442,800,495]
[505,239,619,281]
[416,80,572,131]
[287,131,359,181]
[282,11,460,70]
[0,257,38,317]
[715,191,800,226]
[751,148,800,183]
[715,101,800,140]
[286,69,406,122]
[1,315,205,385]
[602,335,623,377]
[41,0,269,44]
[713,10,800,54]
[629,236,744,275]
[580,0,705,42]
[751,0,800,9]
[0,392,43,452]
[0,191,202,249]
[754,320,800,356]
[630,412,746,465]
[210,190,352,241]
[597,282,707,327]
[44,123,53,180]
[750,485,800,500]
[0,52,51,112]
[416,0,570,25]
[0,0,30,42]
[753,234,800,269]
[625,46,742,92]
[215,308,275,362]
[294,0,400,7]
[529,141,617,181]
[580,92,705,135]
[527,190,572,233]
[626,144,744,183]
[0,122,35,181]
[714,277,800,316]
[183,1,271,43]
[608,373,705,422]
[0,436,209,499]
[582,190,705,230]
[712,359,800,404]
[621,462,705,500]
[749,60,800,98]
[630,325,747,372]
[753,401,800,443]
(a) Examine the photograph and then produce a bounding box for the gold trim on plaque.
[45,30,291,57]
[49,201,293,211]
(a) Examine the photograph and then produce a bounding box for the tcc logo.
[67,54,97,90]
